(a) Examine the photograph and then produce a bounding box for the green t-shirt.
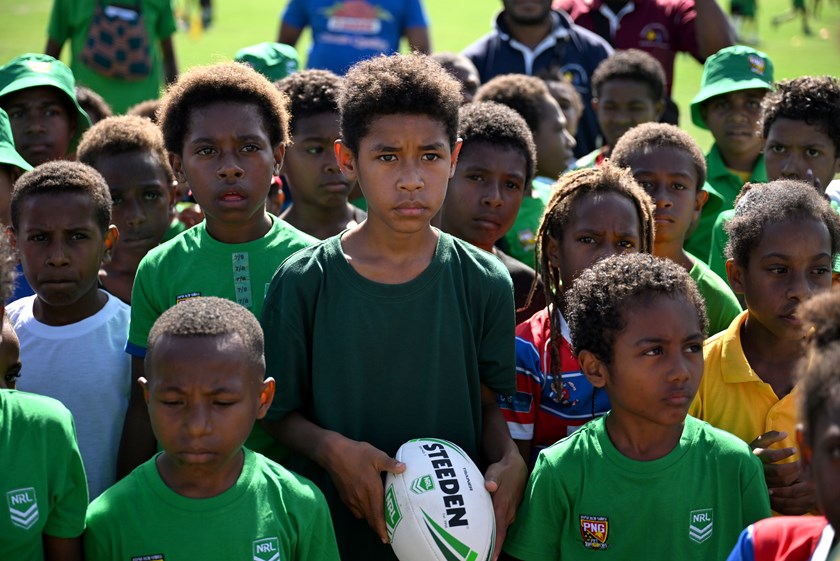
[84,448,340,561]
[503,415,771,561]
[47,0,176,114]
[127,215,314,461]
[0,391,88,561]
[261,231,516,560]
[685,145,766,262]
[502,195,545,269]
[688,255,741,337]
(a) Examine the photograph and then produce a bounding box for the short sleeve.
[502,451,566,560]
[404,0,429,28]
[670,0,702,58]
[281,0,310,28]
[478,266,516,396]
[154,0,177,39]
[126,255,163,356]
[42,411,88,538]
[294,480,341,561]
[497,337,544,441]
[708,211,731,281]
[46,0,71,43]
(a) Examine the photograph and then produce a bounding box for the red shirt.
[553,0,702,93]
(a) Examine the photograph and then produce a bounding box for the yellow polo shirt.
[689,310,799,462]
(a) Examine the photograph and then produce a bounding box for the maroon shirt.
[553,0,702,93]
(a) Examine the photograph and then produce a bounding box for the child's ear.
[255,377,276,419]
[138,376,150,405]
[449,139,463,179]
[272,144,286,176]
[726,258,745,294]
[102,225,119,264]
[693,189,708,218]
[335,140,358,181]
[6,226,16,251]
[579,350,609,389]
[546,236,562,270]
[796,426,813,476]
[654,99,666,121]
[591,97,600,114]
[169,152,186,184]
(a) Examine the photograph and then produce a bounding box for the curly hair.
[725,179,840,267]
[158,62,290,154]
[74,85,112,125]
[591,49,666,102]
[611,122,707,189]
[566,253,708,363]
[762,76,840,154]
[474,74,552,133]
[147,296,264,371]
[275,69,343,135]
[796,290,840,442]
[339,54,461,154]
[11,161,111,232]
[457,101,537,187]
[77,115,175,184]
[126,99,162,123]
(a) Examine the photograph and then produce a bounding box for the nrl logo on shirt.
[689,508,713,544]
[7,487,38,530]
[253,537,281,561]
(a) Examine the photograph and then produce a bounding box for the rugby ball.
[384,438,495,561]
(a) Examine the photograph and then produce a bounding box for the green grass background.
[1,0,839,147]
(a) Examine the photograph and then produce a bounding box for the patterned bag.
[79,0,152,80]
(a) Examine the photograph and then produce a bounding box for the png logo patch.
[7,487,38,530]
[253,537,280,561]
[689,508,713,544]
[579,515,609,550]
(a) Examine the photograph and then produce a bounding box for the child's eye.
[685,343,703,354]
[768,144,785,154]
[768,265,787,274]
[196,147,215,156]
[637,180,654,191]
[111,195,123,205]
[577,236,595,244]
[813,266,831,275]
[505,181,523,191]
[806,148,822,158]
[27,233,46,242]
[144,191,162,201]
[643,346,663,356]
[7,109,24,119]
[378,154,396,162]
[466,173,485,183]
[672,183,687,191]
[305,146,324,155]
[618,240,636,249]
[422,153,441,161]
[242,144,260,153]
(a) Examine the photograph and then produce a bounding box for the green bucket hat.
[0,53,91,152]
[234,42,301,82]
[690,46,774,130]
[0,108,32,173]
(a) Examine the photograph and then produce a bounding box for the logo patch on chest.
[7,487,38,530]
[580,515,609,550]
[689,508,713,543]
[253,537,281,561]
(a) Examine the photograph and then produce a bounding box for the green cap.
[234,42,301,82]
[0,108,32,173]
[690,46,774,130]
[0,53,91,151]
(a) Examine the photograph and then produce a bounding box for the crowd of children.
[0,11,839,561]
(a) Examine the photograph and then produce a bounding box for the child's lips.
[394,201,426,216]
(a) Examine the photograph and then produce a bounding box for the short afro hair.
[158,62,290,154]
[762,76,840,155]
[11,161,112,232]
[725,179,840,267]
[474,74,552,133]
[566,253,708,364]
[126,99,162,123]
[339,54,461,154]
[611,122,707,189]
[591,49,666,102]
[74,85,113,125]
[146,296,265,372]
[77,115,175,184]
[275,69,343,134]
[796,290,840,442]
[457,101,537,187]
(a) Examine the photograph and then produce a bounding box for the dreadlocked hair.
[524,162,655,388]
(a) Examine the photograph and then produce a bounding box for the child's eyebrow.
[759,252,832,261]
[634,332,704,346]
[187,134,265,145]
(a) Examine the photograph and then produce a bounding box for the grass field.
[1,0,839,145]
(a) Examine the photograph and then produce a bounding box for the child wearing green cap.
[234,42,301,82]
[0,54,91,168]
[0,109,32,226]
[684,46,774,263]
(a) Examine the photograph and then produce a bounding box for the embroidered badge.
[689,508,713,544]
[639,23,670,47]
[748,54,766,76]
[580,515,609,550]
[175,291,201,304]
[130,555,164,561]
[7,488,38,530]
[253,537,281,561]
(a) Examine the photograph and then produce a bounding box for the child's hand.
[324,435,405,543]
[767,476,817,514]
[484,451,528,561]
[750,430,817,514]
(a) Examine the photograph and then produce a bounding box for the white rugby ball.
[384,438,495,561]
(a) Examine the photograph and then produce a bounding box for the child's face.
[583,294,704,429]
[728,217,833,343]
[170,102,284,238]
[534,93,575,179]
[0,164,21,227]
[548,191,641,292]
[282,112,350,210]
[626,147,703,247]
[0,319,21,390]
[447,61,480,104]
[764,117,840,189]
[335,114,460,235]
[2,86,75,167]
[547,81,581,137]
[95,151,173,264]
[142,334,274,489]
[701,89,765,160]
[593,79,663,148]
[13,193,115,320]
[439,143,527,252]
[800,403,840,533]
